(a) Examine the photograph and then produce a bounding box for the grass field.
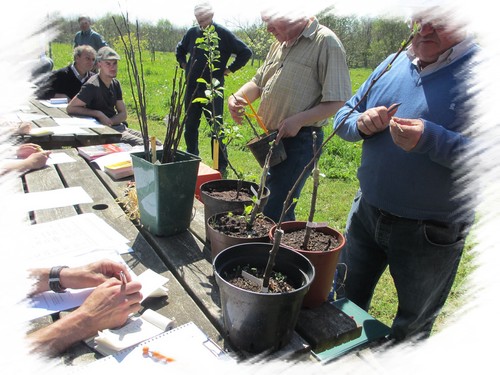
[50,42,475,334]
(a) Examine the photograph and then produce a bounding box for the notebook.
[81,322,235,371]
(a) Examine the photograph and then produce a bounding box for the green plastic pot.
[130,150,201,237]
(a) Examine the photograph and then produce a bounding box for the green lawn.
[50,42,475,334]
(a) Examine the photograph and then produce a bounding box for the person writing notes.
[27,259,143,356]
[0,143,51,174]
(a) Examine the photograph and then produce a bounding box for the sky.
[2,0,500,373]
[42,0,415,28]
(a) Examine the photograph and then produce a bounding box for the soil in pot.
[281,227,341,251]
[210,213,273,238]
[226,266,295,293]
[200,180,270,243]
[208,212,274,259]
[202,184,255,202]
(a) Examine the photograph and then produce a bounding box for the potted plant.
[206,141,276,258]
[211,135,316,354]
[269,132,345,308]
[213,242,314,354]
[206,208,274,260]
[114,14,201,237]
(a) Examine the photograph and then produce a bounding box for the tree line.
[48,8,409,69]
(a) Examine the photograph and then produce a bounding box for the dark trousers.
[184,90,228,171]
[263,127,323,222]
[335,190,472,341]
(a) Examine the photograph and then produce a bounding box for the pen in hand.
[119,270,127,292]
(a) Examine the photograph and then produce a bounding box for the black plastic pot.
[213,242,314,354]
[246,131,287,168]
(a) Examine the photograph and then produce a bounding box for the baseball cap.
[96,46,121,62]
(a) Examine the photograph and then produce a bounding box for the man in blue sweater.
[333,8,478,342]
[175,2,252,174]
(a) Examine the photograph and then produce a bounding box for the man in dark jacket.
[74,15,107,52]
[175,2,252,173]
[36,45,96,100]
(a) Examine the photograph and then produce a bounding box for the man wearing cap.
[67,46,143,146]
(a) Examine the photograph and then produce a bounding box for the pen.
[142,346,175,363]
[119,270,126,292]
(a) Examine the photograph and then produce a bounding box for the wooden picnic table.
[16,98,122,149]
[20,147,389,368]
[19,147,225,366]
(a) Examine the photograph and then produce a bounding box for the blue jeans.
[184,89,228,171]
[335,190,472,341]
[263,127,324,223]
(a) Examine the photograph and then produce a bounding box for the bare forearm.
[67,105,102,120]
[234,82,261,103]
[294,101,345,127]
[110,111,127,126]
[27,310,93,356]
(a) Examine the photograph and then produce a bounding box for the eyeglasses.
[407,17,446,32]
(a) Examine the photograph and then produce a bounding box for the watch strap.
[49,266,69,293]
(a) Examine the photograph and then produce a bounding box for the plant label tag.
[242,270,263,288]
[306,221,328,229]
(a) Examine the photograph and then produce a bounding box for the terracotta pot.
[269,221,345,309]
[207,211,274,260]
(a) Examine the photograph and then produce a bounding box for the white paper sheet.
[46,152,76,165]
[17,213,130,260]
[14,186,93,212]
[39,99,68,108]
[53,117,104,128]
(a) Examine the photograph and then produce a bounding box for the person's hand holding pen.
[28,259,137,295]
[27,260,143,355]
[75,272,143,334]
[16,143,51,159]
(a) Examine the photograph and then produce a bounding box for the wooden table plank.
[19,99,122,149]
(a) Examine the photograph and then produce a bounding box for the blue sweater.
[334,47,477,222]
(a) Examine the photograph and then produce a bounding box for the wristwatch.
[49,266,69,293]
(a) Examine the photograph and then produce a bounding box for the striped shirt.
[252,17,351,131]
